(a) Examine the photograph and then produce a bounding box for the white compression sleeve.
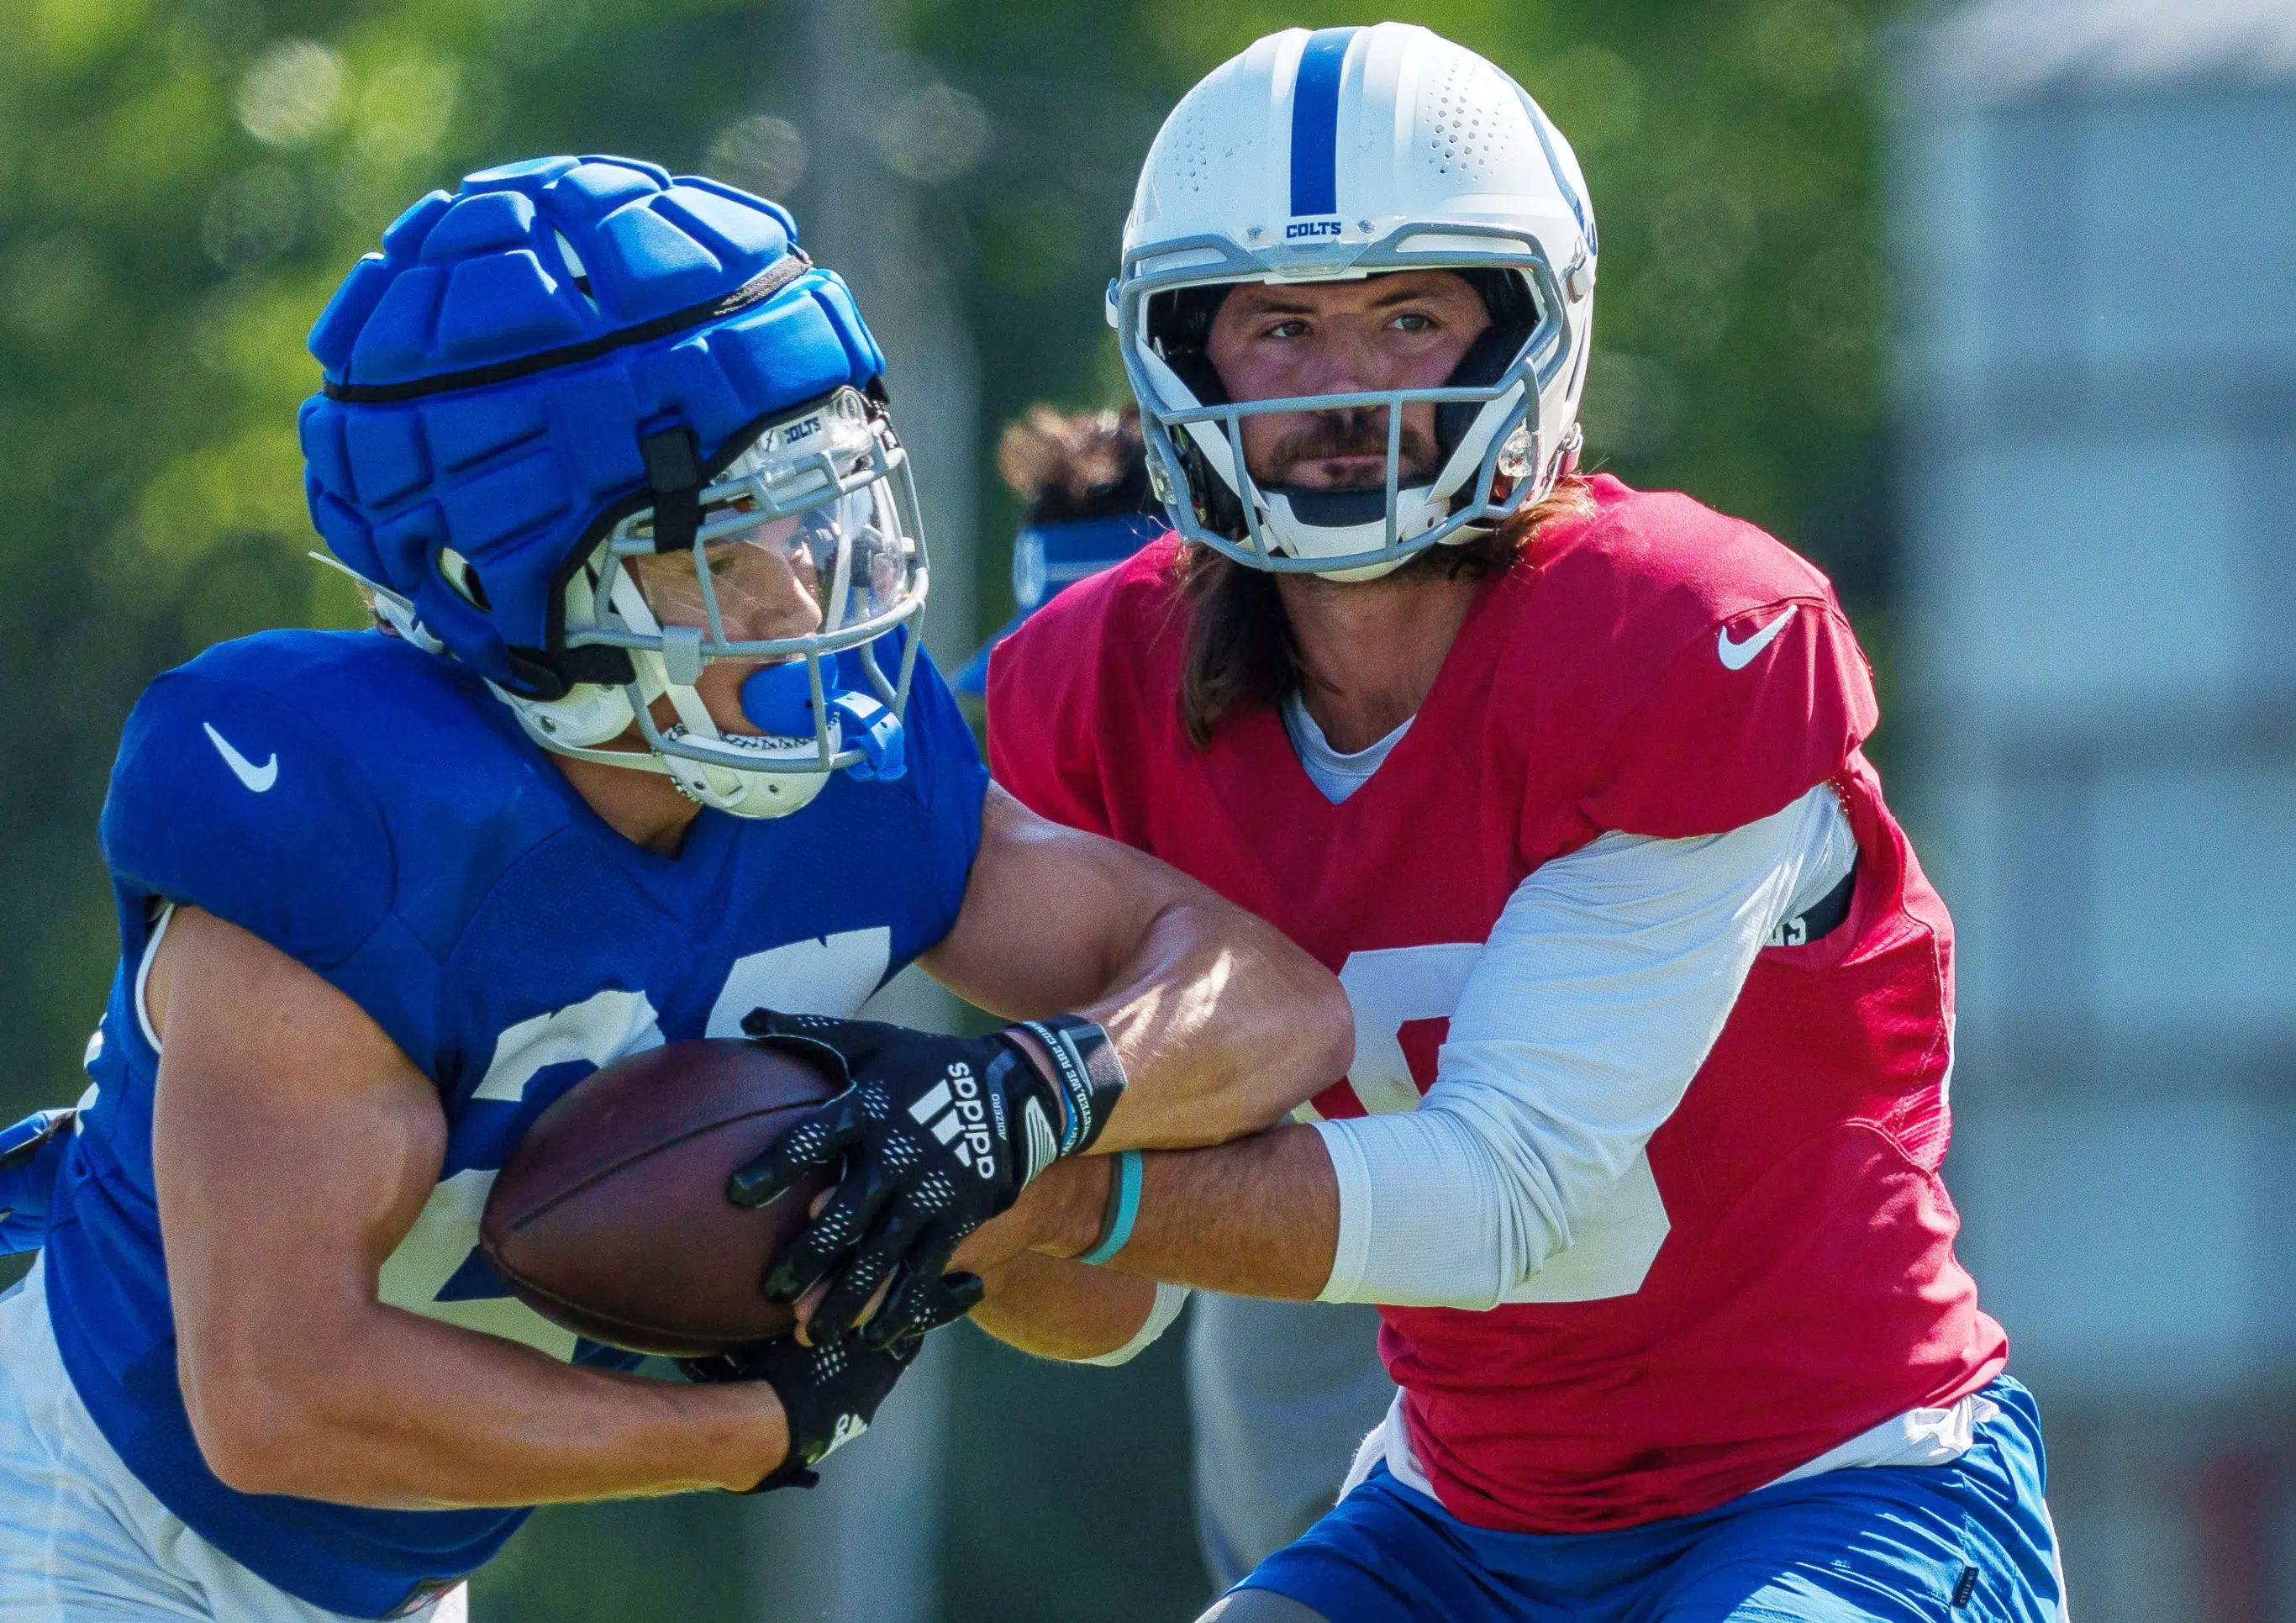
[1073,1283,1190,1367]
[1314,783,1857,1309]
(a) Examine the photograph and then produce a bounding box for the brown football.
[480,1038,840,1356]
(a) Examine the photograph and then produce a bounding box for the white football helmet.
[1112,23,1598,581]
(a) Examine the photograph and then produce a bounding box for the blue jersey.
[41,627,986,1619]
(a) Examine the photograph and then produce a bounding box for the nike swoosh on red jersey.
[1716,608,1797,672]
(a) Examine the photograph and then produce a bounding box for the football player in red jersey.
[962,24,2069,1623]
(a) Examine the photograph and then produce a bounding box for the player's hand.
[0,1108,76,1257]
[727,1009,1124,1348]
[678,1330,924,1493]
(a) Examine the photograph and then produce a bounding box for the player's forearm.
[968,1251,1163,1362]
[924,789,1351,1150]
[183,1305,786,1509]
[155,904,790,1508]
[1009,1127,1340,1299]
[1072,895,1353,1150]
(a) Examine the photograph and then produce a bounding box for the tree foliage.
[0,0,769,1106]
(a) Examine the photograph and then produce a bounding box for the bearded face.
[1203,270,1490,493]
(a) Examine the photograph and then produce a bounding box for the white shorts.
[0,1258,466,1623]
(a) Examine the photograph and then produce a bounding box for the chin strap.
[828,690,903,780]
[639,428,706,555]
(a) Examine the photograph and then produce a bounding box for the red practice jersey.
[987,475,2008,1534]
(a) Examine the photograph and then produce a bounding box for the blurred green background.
[0,0,1903,1616]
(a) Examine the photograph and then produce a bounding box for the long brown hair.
[1173,475,1594,746]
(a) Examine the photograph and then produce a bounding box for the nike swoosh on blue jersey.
[202,722,278,792]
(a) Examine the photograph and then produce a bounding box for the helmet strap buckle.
[639,427,706,553]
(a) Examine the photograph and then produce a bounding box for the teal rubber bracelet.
[1080,1151,1144,1266]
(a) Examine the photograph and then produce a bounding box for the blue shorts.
[1237,1378,2066,1623]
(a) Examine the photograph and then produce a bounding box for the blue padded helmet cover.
[297,155,887,690]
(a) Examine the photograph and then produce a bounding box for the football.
[481,1038,842,1356]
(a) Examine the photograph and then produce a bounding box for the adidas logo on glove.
[906,1063,999,1179]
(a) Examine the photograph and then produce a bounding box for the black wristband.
[1009,1015,1127,1157]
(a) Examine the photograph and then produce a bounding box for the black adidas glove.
[728,1009,1124,1348]
[679,1331,922,1494]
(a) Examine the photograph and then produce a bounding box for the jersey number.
[1324,943,1671,1306]
[377,929,892,1357]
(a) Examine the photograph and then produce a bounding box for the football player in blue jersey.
[0,155,1351,1623]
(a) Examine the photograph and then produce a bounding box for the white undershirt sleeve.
[1072,1283,1191,1367]
[1314,783,1858,1309]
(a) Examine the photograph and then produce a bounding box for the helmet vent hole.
[554,230,596,308]
[438,546,491,611]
